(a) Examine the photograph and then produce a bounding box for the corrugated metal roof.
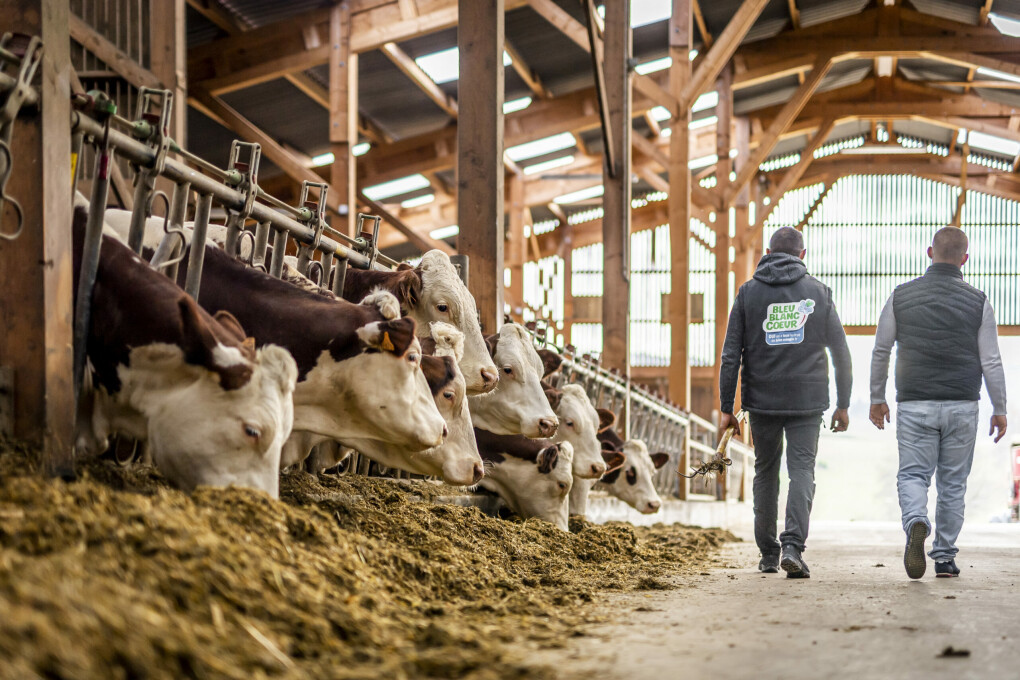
[185,5,226,46]
[798,0,871,29]
[220,77,329,156]
[909,0,981,25]
[353,50,453,141]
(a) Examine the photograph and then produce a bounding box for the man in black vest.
[870,227,1007,580]
[719,227,852,579]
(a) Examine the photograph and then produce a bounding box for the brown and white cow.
[72,208,299,497]
[302,322,483,485]
[339,251,499,396]
[543,384,608,479]
[166,244,447,468]
[468,323,558,439]
[570,430,669,517]
[474,428,574,531]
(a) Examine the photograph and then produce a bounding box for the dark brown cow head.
[536,348,563,378]
[178,296,255,391]
[596,408,618,434]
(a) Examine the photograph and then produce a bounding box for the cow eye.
[502,366,513,376]
[565,419,574,428]
[443,390,455,401]
[436,303,449,313]
[558,481,568,490]
[243,424,261,441]
[407,353,419,364]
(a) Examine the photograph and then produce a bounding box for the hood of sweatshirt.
[753,252,808,286]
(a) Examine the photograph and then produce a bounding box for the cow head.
[121,300,298,497]
[550,384,607,479]
[292,316,447,457]
[409,250,498,395]
[468,323,558,438]
[601,439,667,514]
[536,348,563,379]
[480,441,574,531]
[358,322,482,485]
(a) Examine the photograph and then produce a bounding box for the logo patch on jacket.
[763,299,815,345]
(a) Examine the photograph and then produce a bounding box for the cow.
[341,251,499,396]
[72,208,299,497]
[468,323,558,439]
[543,384,608,479]
[302,322,483,485]
[474,428,574,531]
[162,243,448,468]
[570,434,669,517]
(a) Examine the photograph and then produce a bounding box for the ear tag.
[381,332,395,352]
[242,337,256,352]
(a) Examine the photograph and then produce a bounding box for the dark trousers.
[749,413,822,555]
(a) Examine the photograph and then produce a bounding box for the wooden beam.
[792,182,831,231]
[506,174,526,320]
[712,66,733,420]
[601,0,631,375]
[679,0,771,108]
[505,38,549,98]
[0,0,75,473]
[185,0,244,33]
[728,55,832,205]
[68,12,162,90]
[787,0,800,29]
[912,114,1020,145]
[753,118,835,235]
[381,42,458,117]
[924,52,1020,82]
[668,0,693,409]
[692,0,713,47]
[458,0,505,333]
[330,3,359,237]
[980,0,995,25]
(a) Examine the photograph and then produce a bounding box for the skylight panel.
[635,56,671,75]
[363,174,431,201]
[430,224,460,240]
[690,115,718,130]
[401,194,436,209]
[506,132,576,162]
[989,12,1020,37]
[692,90,718,113]
[503,96,533,114]
[553,185,604,204]
[689,153,718,170]
[523,155,575,175]
[649,105,672,122]
[965,130,1020,158]
[598,1,671,27]
[415,47,513,84]
[976,66,1020,85]
[310,143,370,167]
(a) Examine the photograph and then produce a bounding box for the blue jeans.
[896,400,980,562]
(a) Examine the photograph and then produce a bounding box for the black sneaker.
[780,545,810,579]
[904,521,929,580]
[934,559,960,578]
[759,554,780,573]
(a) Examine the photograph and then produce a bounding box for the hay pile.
[0,440,733,679]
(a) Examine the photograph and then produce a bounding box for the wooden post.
[330,2,358,237]
[668,0,693,409]
[457,0,505,334]
[507,172,526,321]
[602,0,631,376]
[712,67,732,425]
[0,0,75,474]
[149,0,187,145]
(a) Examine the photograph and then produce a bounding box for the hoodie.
[719,252,852,416]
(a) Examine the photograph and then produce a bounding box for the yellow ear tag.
[381,332,395,352]
[242,337,256,352]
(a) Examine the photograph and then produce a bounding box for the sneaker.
[934,559,960,578]
[904,521,929,580]
[759,554,780,573]
[780,545,810,579]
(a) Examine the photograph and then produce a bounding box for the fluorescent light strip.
[989,12,1020,37]
[363,173,431,201]
[635,57,671,75]
[689,153,718,170]
[401,194,435,209]
[429,224,460,240]
[976,66,1020,85]
[523,155,575,175]
[506,132,576,162]
[553,184,604,204]
[966,130,1020,158]
[310,143,371,167]
[689,115,717,130]
[503,96,532,114]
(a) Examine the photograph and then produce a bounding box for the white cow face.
[480,441,574,531]
[413,251,498,395]
[124,343,298,498]
[605,439,668,514]
[550,384,607,479]
[468,323,558,438]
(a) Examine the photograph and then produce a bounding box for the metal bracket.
[293,180,328,274]
[131,87,174,175]
[0,32,43,242]
[223,140,261,257]
[355,212,382,270]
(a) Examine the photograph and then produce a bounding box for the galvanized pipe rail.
[71,110,390,273]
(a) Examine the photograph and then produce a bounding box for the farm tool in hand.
[679,410,746,479]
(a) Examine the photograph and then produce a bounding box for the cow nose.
[591,463,607,477]
[472,462,484,484]
[480,368,498,389]
[647,501,661,513]
[538,418,557,437]
[442,425,449,439]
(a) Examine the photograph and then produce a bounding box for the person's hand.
[989,415,1008,443]
[870,403,890,430]
[719,412,741,439]
[830,408,849,433]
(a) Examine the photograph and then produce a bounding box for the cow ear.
[178,296,253,389]
[544,388,562,411]
[396,268,422,308]
[357,317,417,356]
[484,333,499,359]
[596,408,617,433]
[650,452,670,470]
[536,348,563,378]
[601,450,626,474]
[537,444,559,474]
[397,262,415,271]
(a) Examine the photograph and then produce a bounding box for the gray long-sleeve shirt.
[870,295,1008,415]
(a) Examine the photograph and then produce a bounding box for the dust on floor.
[0,440,734,680]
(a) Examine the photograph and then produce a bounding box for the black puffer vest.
[893,263,985,403]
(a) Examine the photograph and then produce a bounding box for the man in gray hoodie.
[719,227,852,579]
[870,226,1007,580]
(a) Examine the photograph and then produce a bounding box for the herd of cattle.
[70,195,670,531]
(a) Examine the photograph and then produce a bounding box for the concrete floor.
[527,521,1020,680]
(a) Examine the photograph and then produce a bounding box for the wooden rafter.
[380,42,458,117]
[504,38,550,98]
[692,0,713,47]
[787,0,800,29]
[69,13,161,89]
[980,0,995,25]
